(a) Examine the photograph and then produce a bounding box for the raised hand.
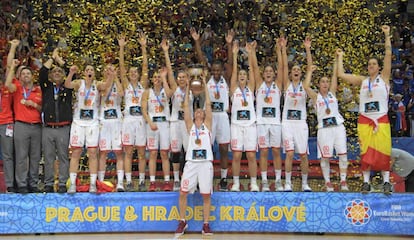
[190,27,200,41]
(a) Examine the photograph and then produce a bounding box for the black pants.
[406,170,414,192]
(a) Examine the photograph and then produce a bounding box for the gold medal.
[243,101,248,107]
[325,108,331,114]
[84,99,89,106]
[215,92,220,99]
[132,97,139,104]
[195,139,201,145]
[368,92,373,98]
[264,97,269,103]
[291,94,296,98]
[180,102,184,108]
[105,100,111,105]
[159,105,164,112]
[20,99,26,105]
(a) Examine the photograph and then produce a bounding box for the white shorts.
[317,124,347,158]
[70,121,99,148]
[122,117,146,147]
[170,121,189,152]
[212,113,230,144]
[257,124,282,149]
[231,123,257,152]
[99,119,122,151]
[282,121,309,154]
[146,121,170,151]
[180,160,213,194]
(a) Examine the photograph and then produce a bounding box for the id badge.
[5,124,13,137]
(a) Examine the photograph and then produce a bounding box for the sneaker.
[29,186,41,193]
[340,181,349,191]
[148,182,156,192]
[202,222,213,236]
[58,185,67,193]
[6,187,16,193]
[383,182,392,195]
[89,183,97,193]
[284,182,292,192]
[18,187,28,194]
[125,182,134,192]
[361,182,371,193]
[44,185,55,193]
[67,184,76,193]
[230,183,240,192]
[275,180,284,191]
[302,184,312,192]
[250,183,259,192]
[325,182,334,192]
[173,181,180,191]
[174,220,188,238]
[163,181,172,191]
[117,184,125,192]
[219,178,228,191]
[139,181,147,192]
[261,181,270,192]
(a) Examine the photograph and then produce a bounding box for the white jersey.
[256,81,281,125]
[316,92,345,129]
[99,83,122,121]
[282,81,307,122]
[73,80,100,126]
[123,82,145,119]
[185,123,213,162]
[359,75,389,120]
[147,88,170,121]
[207,76,229,114]
[231,86,256,126]
[170,87,193,122]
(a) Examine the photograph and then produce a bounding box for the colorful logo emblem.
[344,199,372,226]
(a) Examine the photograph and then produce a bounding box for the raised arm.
[202,70,212,130]
[223,29,235,82]
[118,35,129,89]
[160,67,173,98]
[303,65,318,102]
[230,40,239,96]
[183,77,193,132]
[330,54,338,95]
[304,36,313,71]
[64,65,81,90]
[336,48,365,85]
[246,41,256,91]
[381,25,392,84]
[5,59,18,92]
[161,38,177,92]
[138,31,149,89]
[275,38,283,89]
[190,27,207,66]
[281,36,290,91]
[6,39,20,73]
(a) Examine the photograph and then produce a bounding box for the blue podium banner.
[0,192,413,235]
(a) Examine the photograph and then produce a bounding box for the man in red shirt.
[5,59,42,193]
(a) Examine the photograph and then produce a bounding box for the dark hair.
[20,67,33,75]
[368,56,383,69]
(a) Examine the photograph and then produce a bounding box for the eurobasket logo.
[344,199,372,226]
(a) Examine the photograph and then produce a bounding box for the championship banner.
[0,192,413,235]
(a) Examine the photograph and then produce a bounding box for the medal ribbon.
[195,126,200,141]
[215,81,220,96]
[265,84,271,99]
[241,87,247,104]
[54,85,60,100]
[105,82,114,104]
[292,82,299,97]
[84,85,92,104]
[23,86,32,100]
[156,88,164,108]
[323,95,330,112]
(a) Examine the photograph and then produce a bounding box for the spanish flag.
[357,114,391,171]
